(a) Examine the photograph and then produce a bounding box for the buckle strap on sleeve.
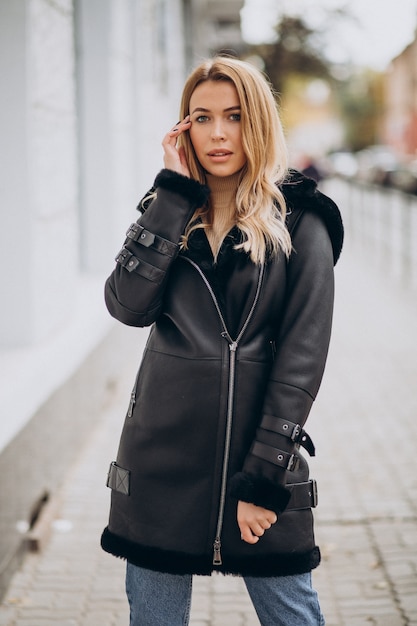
[286,480,318,510]
[251,441,300,471]
[261,415,315,456]
[126,223,178,257]
[115,247,165,284]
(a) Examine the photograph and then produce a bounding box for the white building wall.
[76,0,138,274]
[0,0,78,347]
[0,0,187,453]
[0,1,31,346]
[133,0,186,182]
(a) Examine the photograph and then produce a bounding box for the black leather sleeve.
[230,210,335,513]
[104,170,210,327]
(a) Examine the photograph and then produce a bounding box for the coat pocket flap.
[106,461,130,495]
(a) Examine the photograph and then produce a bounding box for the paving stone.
[82,610,118,626]
[0,607,17,626]
[374,618,407,626]
[399,594,417,611]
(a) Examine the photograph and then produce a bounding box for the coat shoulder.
[281,169,344,265]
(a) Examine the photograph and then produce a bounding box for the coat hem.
[101,527,321,577]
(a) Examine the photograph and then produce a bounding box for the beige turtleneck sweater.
[204,171,241,260]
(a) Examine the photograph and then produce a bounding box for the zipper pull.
[213,537,222,565]
[127,392,136,418]
[229,341,237,353]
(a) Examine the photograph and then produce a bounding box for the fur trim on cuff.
[229,472,291,514]
[154,169,210,207]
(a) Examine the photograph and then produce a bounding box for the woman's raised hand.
[162,116,192,178]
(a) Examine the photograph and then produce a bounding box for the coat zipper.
[127,368,141,418]
[181,257,265,565]
[127,390,136,418]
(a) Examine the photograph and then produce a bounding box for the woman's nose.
[211,119,225,140]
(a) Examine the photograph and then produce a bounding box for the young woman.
[101,56,343,626]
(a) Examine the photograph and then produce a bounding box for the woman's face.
[188,80,247,177]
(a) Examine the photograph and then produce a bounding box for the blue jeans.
[126,562,325,626]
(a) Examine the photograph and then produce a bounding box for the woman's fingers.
[162,116,191,176]
[240,520,270,544]
[240,524,260,544]
[165,116,191,139]
[265,511,278,525]
[252,523,266,536]
[237,501,279,544]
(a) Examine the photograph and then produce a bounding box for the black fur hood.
[281,169,343,265]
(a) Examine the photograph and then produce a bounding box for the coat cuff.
[229,472,291,515]
[154,169,210,208]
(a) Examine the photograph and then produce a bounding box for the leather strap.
[251,441,299,471]
[115,247,165,284]
[286,479,318,510]
[106,462,130,496]
[260,415,315,456]
[126,223,178,257]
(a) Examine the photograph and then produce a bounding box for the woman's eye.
[230,113,241,121]
[195,115,209,123]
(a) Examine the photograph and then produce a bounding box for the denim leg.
[244,572,325,626]
[126,562,193,626]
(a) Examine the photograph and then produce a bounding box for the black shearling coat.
[101,168,343,577]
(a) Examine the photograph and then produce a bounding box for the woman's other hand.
[237,501,278,544]
[162,116,192,177]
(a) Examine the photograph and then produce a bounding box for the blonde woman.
[102,56,343,626]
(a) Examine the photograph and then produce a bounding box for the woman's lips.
[207,150,233,161]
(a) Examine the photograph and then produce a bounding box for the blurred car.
[355,145,399,185]
[324,151,358,178]
[321,146,417,195]
[386,161,417,195]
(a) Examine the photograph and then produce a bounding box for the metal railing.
[322,177,417,289]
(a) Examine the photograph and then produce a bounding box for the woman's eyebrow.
[190,105,241,115]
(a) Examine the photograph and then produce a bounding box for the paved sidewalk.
[1,232,417,625]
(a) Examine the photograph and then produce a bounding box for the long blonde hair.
[179,56,292,263]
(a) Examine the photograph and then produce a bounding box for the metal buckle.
[115,247,129,264]
[115,248,140,272]
[310,479,318,507]
[291,424,302,442]
[126,223,142,240]
[287,454,297,471]
[126,223,156,248]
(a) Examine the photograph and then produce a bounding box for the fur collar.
[137,168,343,266]
[281,169,343,265]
